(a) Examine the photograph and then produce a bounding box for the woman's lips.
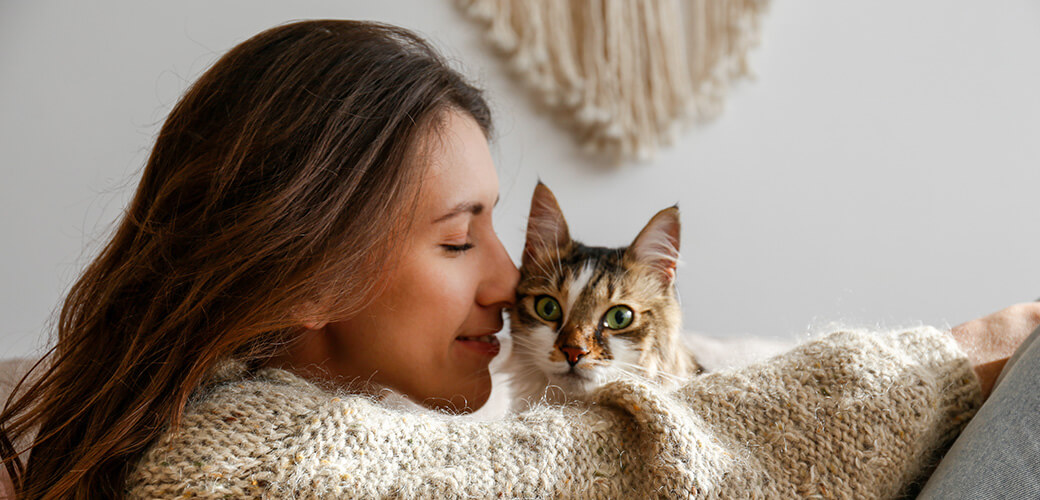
[455,333,501,357]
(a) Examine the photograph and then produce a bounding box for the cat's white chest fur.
[493,329,797,417]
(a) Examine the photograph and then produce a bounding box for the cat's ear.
[523,182,571,267]
[627,206,680,286]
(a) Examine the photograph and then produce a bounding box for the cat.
[504,183,703,411]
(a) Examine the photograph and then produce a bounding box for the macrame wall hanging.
[456,0,770,162]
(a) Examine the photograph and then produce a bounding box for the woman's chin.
[425,377,492,414]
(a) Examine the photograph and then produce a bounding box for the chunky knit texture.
[126,327,981,499]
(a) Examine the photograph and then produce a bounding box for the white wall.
[2,1,1039,359]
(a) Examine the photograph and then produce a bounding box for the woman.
[0,20,1035,498]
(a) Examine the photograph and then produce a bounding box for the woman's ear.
[301,319,328,331]
[293,302,329,331]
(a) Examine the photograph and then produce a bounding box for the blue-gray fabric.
[917,324,1040,499]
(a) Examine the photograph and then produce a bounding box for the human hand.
[950,302,1040,400]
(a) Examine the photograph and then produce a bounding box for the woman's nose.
[478,233,520,307]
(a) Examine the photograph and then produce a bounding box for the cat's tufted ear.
[523,182,571,268]
[627,206,680,286]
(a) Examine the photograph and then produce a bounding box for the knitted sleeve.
[126,326,981,499]
[596,326,982,498]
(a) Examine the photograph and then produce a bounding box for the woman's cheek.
[439,274,477,313]
[439,268,482,323]
[417,246,483,308]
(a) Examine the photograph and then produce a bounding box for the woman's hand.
[950,302,1040,400]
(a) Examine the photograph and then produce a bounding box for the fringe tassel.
[456,0,770,163]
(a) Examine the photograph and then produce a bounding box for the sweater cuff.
[887,326,983,445]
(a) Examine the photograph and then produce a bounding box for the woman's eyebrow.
[434,201,483,223]
[434,195,499,224]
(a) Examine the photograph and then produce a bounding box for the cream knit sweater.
[126,327,981,499]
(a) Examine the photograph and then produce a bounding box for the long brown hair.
[0,20,492,498]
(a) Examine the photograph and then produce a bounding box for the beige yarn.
[456,0,770,162]
[126,326,980,498]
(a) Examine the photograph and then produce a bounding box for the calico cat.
[505,183,703,410]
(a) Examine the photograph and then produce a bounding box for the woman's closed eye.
[441,242,474,254]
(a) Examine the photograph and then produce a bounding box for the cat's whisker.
[507,367,543,378]
[610,360,653,377]
[509,335,546,345]
[610,360,688,384]
[508,338,548,352]
[509,343,553,357]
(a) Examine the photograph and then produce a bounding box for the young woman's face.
[296,110,519,413]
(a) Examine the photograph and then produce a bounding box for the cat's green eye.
[603,305,634,329]
[534,296,562,321]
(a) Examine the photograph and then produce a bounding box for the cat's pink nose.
[560,345,589,366]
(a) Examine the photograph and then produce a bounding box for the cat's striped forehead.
[516,242,669,322]
[518,243,624,297]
